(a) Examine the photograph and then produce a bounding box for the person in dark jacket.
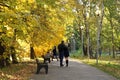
[52,46,58,61]
[58,41,65,67]
[64,45,69,67]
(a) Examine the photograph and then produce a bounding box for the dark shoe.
[66,64,68,67]
[35,72,39,74]
[60,64,64,67]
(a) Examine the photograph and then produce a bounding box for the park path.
[30,58,118,80]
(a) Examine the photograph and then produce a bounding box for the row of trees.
[67,0,120,59]
[0,0,75,68]
[0,0,120,67]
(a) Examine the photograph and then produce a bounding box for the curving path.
[30,58,118,80]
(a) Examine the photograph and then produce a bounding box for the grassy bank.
[0,62,36,80]
[70,51,120,79]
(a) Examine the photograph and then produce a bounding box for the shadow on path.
[30,58,118,80]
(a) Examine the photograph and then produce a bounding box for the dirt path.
[30,58,118,80]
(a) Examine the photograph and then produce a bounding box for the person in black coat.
[64,45,69,67]
[52,46,58,61]
[58,41,65,67]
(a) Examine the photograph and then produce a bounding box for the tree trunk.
[95,1,104,64]
[0,42,5,68]
[30,45,36,59]
[5,54,11,66]
[84,13,90,58]
[98,2,104,57]
[10,29,18,64]
[110,19,115,58]
[10,46,18,64]
[83,44,87,56]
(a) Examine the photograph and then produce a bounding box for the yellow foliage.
[0,0,74,58]
[28,0,36,3]
[20,0,26,2]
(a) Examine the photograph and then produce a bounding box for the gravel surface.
[30,58,118,80]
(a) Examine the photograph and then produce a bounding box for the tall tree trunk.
[110,19,115,58]
[84,12,90,58]
[82,0,92,58]
[81,28,84,56]
[96,16,100,64]
[11,29,18,64]
[99,1,104,57]
[84,16,90,58]
[96,0,104,64]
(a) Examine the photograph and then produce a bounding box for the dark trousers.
[59,52,64,66]
[60,56,64,66]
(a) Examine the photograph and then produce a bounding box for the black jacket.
[64,45,69,57]
[58,43,65,57]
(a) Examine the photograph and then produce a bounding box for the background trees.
[0,0,120,67]
[68,0,120,60]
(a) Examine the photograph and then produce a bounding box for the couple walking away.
[58,41,69,67]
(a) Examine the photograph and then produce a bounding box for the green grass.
[87,60,120,79]
[70,51,120,80]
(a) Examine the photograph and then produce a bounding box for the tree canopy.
[0,0,120,61]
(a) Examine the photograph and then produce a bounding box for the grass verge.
[70,52,120,80]
[0,62,36,80]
